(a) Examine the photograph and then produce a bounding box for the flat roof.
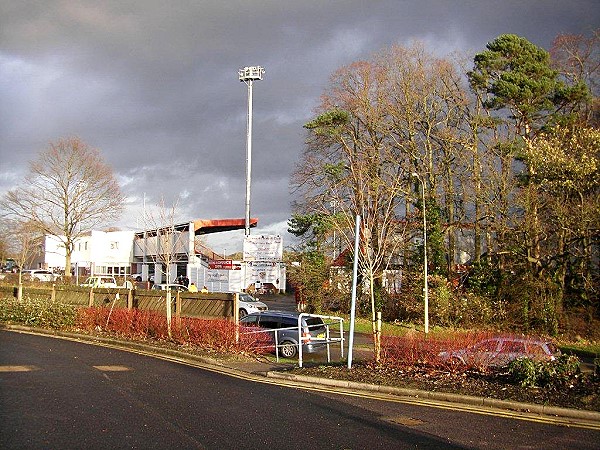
[193,218,258,235]
[135,218,258,237]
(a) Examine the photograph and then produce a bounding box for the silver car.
[22,269,55,282]
[235,292,268,318]
[152,283,188,292]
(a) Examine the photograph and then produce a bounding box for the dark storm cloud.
[1,0,598,250]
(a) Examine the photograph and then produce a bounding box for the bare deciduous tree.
[293,43,472,357]
[6,220,43,300]
[139,198,185,339]
[550,29,599,126]
[1,137,124,279]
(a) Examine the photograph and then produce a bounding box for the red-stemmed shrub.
[76,307,272,354]
[381,330,520,372]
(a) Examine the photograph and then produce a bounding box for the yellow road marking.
[93,365,131,372]
[142,351,600,431]
[5,328,599,431]
[0,365,38,372]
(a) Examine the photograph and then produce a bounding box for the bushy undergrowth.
[380,330,587,392]
[76,307,272,354]
[0,296,273,356]
[0,295,77,329]
[508,354,581,388]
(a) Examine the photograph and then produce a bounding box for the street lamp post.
[238,66,265,236]
[412,173,429,334]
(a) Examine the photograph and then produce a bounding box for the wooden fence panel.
[0,284,234,319]
[135,291,169,312]
[55,286,89,306]
[180,298,233,318]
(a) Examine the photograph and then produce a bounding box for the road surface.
[1,330,598,449]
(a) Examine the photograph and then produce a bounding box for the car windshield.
[239,293,258,302]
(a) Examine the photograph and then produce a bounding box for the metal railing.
[240,313,344,366]
[298,313,344,367]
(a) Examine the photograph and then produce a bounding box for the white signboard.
[206,270,229,283]
[246,261,279,283]
[243,235,283,261]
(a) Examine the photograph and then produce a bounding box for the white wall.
[45,230,134,275]
[44,235,66,270]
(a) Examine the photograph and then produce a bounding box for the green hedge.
[0,295,77,329]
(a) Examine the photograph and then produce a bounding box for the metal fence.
[241,313,344,366]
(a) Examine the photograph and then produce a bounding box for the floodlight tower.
[238,65,265,236]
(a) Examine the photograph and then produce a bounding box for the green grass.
[559,344,600,358]
[326,314,416,336]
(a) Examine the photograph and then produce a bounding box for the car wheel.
[135,276,142,282]
[280,340,298,358]
[239,308,248,318]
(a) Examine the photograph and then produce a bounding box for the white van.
[80,276,118,288]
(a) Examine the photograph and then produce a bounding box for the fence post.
[127,288,133,310]
[234,293,239,342]
[88,288,94,307]
[175,291,181,326]
[51,284,56,302]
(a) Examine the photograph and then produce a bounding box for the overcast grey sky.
[1,1,598,252]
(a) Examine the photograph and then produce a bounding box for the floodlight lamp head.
[239,66,265,81]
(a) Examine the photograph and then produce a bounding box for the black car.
[240,311,327,358]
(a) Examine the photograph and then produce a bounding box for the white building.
[41,219,286,293]
[44,230,135,278]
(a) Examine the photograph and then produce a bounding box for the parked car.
[253,282,278,295]
[438,336,559,368]
[80,276,118,288]
[234,292,268,318]
[131,273,154,282]
[152,283,188,292]
[239,311,327,358]
[2,259,17,273]
[22,269,55,282]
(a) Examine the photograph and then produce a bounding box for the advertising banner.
[243,235,283,261]
[209,260,233,270]
[206,270,229,283]
[246,261,279,283]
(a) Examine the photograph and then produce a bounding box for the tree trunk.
[64,249,72,280]
[166,290,172,339]
[17,271,23,301]
[369,269,381,363]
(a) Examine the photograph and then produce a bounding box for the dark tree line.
[289,32,600,337]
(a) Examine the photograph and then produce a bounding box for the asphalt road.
[1,330,599,449]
